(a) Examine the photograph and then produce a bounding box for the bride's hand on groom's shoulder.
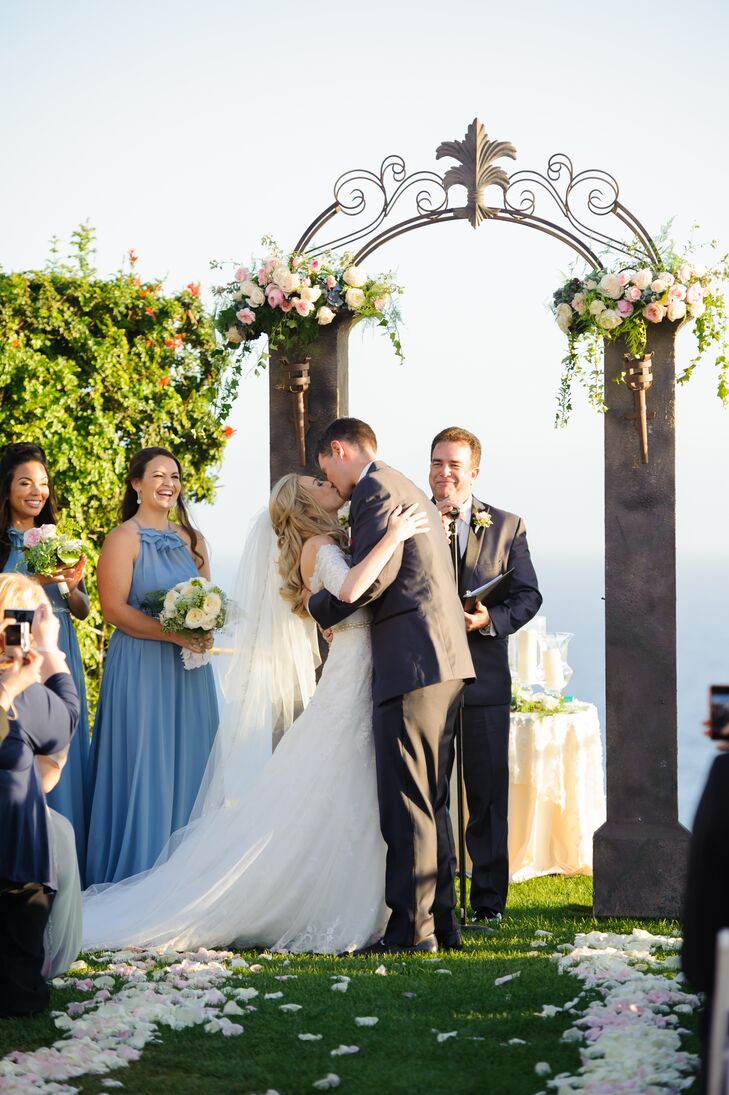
[387,503,430,544]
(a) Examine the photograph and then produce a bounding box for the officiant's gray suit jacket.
[308,461,474,705]
[460,496,542,706]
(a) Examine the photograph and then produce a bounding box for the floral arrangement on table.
[213,239,403,369]
[144,577,228,670]
[511,686,582,716]
[551,241,729,425]
[16,522,87,598]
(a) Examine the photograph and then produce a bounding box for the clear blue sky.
[1,4,728,801]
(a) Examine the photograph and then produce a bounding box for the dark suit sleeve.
[19,673,80,757]
[487,518,542,639]
[682,755,729,994]
[308,480,403,629]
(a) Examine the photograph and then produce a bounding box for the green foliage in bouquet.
[143,578,227,638]
[0,226,241,707]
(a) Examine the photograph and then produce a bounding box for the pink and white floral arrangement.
[214,241,403,367]
[551,248,729,425]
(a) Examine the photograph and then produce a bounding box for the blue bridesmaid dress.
[85,524,219,885]
[6,528,90,883]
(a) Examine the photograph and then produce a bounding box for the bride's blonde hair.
[269,474,347,619]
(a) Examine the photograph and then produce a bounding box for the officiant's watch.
[479,622,496,638]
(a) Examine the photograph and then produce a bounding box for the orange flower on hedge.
[159,376,170,387]
[222,425,236,438]
[186,282,200,298]
[165,335,184,350]
[145,307,156,316]
[129,249,138,265]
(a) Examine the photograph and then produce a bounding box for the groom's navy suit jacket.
[459,496,542,706]
[308,461,474,705]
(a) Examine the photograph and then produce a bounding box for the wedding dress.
[82,533,388,954]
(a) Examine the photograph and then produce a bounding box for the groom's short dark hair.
[316,418,377,457]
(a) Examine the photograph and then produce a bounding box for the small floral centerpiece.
[144,577,228,670]
[551,243,729,425]
[17,522,86,597]
[213,239,403,369]
[511,686,580,716]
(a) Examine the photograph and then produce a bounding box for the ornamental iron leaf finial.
[436,118,517,228]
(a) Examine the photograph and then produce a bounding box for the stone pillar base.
[593,819,691,918]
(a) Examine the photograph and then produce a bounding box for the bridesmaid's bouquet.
[144,577,228,670]
[17,523,86,598]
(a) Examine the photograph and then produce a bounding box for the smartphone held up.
[709,685,729,740]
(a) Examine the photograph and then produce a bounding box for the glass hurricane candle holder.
[539,632,574,693]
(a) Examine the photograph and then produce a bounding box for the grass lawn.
[0,875,700,1095]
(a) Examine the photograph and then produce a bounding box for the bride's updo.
[269,474,348,619]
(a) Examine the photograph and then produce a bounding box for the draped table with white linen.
[449,701,606,882]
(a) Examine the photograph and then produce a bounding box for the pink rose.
[38,524,56,542]
[279,299,294,313]
[686,283,704,305]
[326,275,336,289]
[235,308,255,325]
[661,272,675,287]
[293,298,314,317]
[616,271,630,286]
[257,270,267,286]
[678,263,692,282]
[234,267,249,282]
[310,259,320,271]
[571,293,586,314]
[265,257,278,273]
[667,300,687,322]
[616,299,634,317]
[291,255,303,269]
[643,302,666,323]
[23,527,42,547]
[373,297,385,311]
[625,286,641,302]
[267,287,285,308]
[667,284,686,302]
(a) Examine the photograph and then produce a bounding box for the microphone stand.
[449,513,470,931]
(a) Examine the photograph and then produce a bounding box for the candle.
[517,629,538,684]
[542,648,565,691]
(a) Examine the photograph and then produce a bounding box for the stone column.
[268,318,352,487]
[593,323,691,917]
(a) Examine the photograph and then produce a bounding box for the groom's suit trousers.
[373,678,464,947]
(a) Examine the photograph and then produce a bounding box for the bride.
[82,473,428,954]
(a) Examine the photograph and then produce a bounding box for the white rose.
[299,285,321,304]
[225,326,243,345]
[199,615,217,631]
[688,301,706,318]
[185,607,205,629]
[39,524,57,542]
[541,695,560,711]
[631,269,653,291]
[598,273,623,300]
[597,309,621,331]
[272,266,300,294]
[555,303,572,333]
[585,279,597,290]
[202,593,222,618]
[650,278,669,294]
[246,286,265,307]
[317,306,336,325]
[588,300,606,316]
[693,263,707,278]
[178,581,196,597]
[667,300,686,322]
[164,590,179,613]
[343,266,367,288]
[345,287,365,309]
[238,279,258,298]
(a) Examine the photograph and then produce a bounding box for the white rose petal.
[374,965,387,976]
[330,1045,359,1056]
[535,1062,552,1076]
[313,1075,340,1090]
[280,1003,303,1012]
[508,1038,527,1045]
[264,991,283,1000]
[299,1033,323,1041]
[435,1030,458,1042]
[354,1016,379,1026]
[331,981,348,992]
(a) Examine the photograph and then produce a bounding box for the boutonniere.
[472,509,493,531]
[338,502,351,530]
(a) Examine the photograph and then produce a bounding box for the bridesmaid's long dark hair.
[0,443,59,571]
[121,447,203,567]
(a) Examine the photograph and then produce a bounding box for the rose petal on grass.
[534,930,553,938]
[331,982,348,993]
[248,964,263,973]
[354,1017,378,1026]
[330,1045,359,1056]
[312,1074,340,1089]
[222,1001,244,1015]
[229,958,249,969]
[433,969,452,975]
[279,1004,303,1012]
[534,1062,551,1076]
[298,1033,323,1041]
[402,992,417,999]
[507,1038,527,1045]
[374,965,387,976]
[264,992,284,1000]
[101,1083,125,1089]
[433,1030,457,1043]
[275,975,298,981]
[537,1004,561,1018]
[495,971,521,986]
[233,987,259,1001]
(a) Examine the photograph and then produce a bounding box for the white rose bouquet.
[143,577,228,670]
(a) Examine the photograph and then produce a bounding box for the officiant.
[428,427,542,922]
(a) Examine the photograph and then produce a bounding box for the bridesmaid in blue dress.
[85,447,219,885]
[0,443,91,883]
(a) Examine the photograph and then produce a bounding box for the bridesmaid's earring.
[136,492,142,505]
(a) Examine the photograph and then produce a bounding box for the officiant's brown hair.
[430,427,481,467]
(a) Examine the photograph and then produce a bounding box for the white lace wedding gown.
[82,545,388,954]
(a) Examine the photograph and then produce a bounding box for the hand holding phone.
[709,686,729,740]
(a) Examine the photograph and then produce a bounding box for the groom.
[307,418,475,953]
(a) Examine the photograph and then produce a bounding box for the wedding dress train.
[82,542,388,954]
